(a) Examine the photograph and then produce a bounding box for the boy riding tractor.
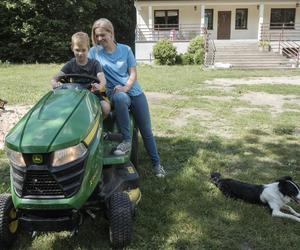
[0,74,140,248]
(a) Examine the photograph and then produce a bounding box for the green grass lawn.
[1,64,300,249]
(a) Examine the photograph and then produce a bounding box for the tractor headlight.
[6,148,26,167]
[52,143,87,167]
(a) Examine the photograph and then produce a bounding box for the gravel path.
[0,105,31,149]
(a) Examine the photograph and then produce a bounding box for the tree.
[0,0,136,63]
[94,0,136,53]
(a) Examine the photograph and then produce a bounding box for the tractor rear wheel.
[0,194,18,248]
[108,192,132,248]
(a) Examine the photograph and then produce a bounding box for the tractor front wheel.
[0,194,18,248]
[108,192,132,248]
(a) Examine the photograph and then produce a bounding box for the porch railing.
[260,22,300,65]
[136,24,202,42]
[279,40,300,67]
[260,22,300,41]
[202,28,216,66]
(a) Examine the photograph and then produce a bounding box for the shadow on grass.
[130,133,300,249]
[3,131,300,249]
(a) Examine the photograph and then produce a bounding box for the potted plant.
[258,40,271,52]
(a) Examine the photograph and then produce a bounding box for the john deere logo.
[32,154,43,164]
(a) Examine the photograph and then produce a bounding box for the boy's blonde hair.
[91,18,115,46]
[71,32,90,48]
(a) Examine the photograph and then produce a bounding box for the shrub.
[175,54,182,64]
[152,39,177,65]
[184,35,205,65]
[193,49,204,65]
[181,53,194,65]
[187,36,205,54]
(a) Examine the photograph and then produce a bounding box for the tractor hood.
[5,89,101,153]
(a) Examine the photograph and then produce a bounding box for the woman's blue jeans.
[111,92,160,166]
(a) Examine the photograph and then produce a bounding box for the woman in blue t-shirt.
[89,18,166,178]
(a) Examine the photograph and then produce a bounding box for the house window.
[235,9,248,29]
[270,8,295,29]
[205,9,214,30]
[154,10,179,30]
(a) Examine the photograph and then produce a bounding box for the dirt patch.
[239,92,300,113]
[145,92,188,104]
[233,107,263,114]
[200,96,235,102]
[172,108,212,128]
[0,105,31,149]
[295,128,300,135]
[205,76,300,87]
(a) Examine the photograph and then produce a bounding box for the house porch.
[135,0,300,65]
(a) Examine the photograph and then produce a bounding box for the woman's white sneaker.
[114,141,131,155]
[153,164,166,178]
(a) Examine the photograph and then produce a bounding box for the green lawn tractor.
[0,74,141,248]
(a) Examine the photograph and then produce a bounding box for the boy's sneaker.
[153,164,166,178]
[114,141,131,156]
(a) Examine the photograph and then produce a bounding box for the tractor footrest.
[18,209,80,232]
[104,132,123,142]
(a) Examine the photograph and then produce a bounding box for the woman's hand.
[114,85,129,93]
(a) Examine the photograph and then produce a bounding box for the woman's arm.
[113,66,137,93]
[125,67,137,91]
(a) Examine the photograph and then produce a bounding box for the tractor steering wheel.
[56,74,99,90]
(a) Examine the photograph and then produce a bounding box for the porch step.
[215,54,287,58]
[215,60,293,64]
[215,54,291,61]
[212,40,294,68]
[232,65,296,69]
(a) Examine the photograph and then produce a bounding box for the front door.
[217,11,231,39]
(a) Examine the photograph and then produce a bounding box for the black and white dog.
[210,172,300,222]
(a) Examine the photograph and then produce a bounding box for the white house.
[135,0,300,64]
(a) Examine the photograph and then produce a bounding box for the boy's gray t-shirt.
[61,58,102,76]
